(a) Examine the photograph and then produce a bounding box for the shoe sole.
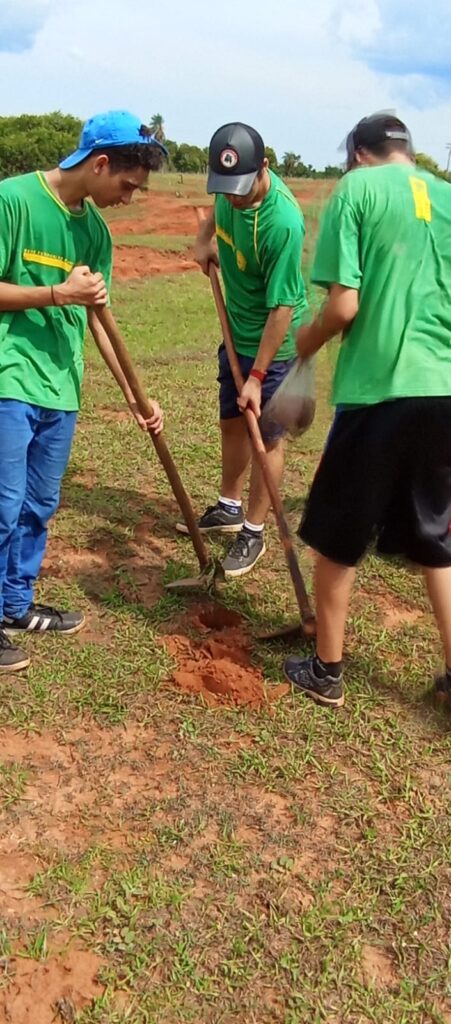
[283,669,344,708]
[0,656,31,672]
[176,522,243,535]
[4,616,86,638]
[223,543,266,578]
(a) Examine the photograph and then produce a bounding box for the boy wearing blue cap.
[0,111,166,671]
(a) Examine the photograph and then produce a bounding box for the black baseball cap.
[207,122,265,196]
[346,113,413,168]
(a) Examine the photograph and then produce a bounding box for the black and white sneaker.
[0,630,30,672]
[222,527,266,578]
[284,655,344,708]
[176,502,244,536]
[2,603,85,636]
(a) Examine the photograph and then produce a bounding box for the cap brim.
[59,148,93,170]
[207,169,258,196]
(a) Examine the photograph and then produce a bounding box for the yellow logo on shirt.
[216,225,247,272]
[409,177,432,222]
[23,249,74,273]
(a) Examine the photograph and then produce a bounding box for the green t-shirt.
[0,171,112,412]
[312,163,451,406]
[215,170,308,360]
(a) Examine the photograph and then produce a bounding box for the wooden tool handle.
[95,305,209,571]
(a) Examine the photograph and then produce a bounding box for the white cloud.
[336,0,381,46]
[0,0,450,169]
[0,0,52,53]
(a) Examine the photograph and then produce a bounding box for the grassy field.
[0,182,449,1024]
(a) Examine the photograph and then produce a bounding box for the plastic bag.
[261,357,316,438]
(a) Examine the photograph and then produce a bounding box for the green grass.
[0,210,449,1024]
[113,233,195,251]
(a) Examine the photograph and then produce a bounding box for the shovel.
[199,226,316,641]
[93,306,224,593]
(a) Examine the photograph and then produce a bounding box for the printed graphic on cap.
[220,148,239,169]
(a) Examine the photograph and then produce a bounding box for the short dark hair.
[98,142,165,173]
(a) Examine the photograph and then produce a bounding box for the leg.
[0,400,35,670]
[176,345,252,536]
[423,566,451,667]
[220,356,292,577]
[314,554,356,663]
[284,403,405,708]
[0,400,33,619]
[222,437,285,578]
[3,408,77,620]
[220,416,251,499]
[283,553,354,708]
[247,437,285,526]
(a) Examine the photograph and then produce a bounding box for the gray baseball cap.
[207,122,265,196]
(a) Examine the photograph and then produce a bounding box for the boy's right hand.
[53,266,108,307]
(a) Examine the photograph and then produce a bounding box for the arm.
[296,285,359,359]
[0,266,108,312]
[302,186,362,359]
[237,305,294,417]
[194,206,218,274]
[88,311,164,435]
[239,215,303,418]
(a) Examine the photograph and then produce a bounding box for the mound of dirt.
[166,604,289,709]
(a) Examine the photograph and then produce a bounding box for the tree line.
[0,112,448,182]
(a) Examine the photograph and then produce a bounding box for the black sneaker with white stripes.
[2,603,85,636]
[0,630,30,672]
[176,502,244,536]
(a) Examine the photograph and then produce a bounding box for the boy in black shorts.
[283,113,451,709]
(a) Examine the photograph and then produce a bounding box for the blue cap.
[59,110,168,169]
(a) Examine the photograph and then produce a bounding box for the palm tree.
[282,152,301,177]
[150,114,165,143]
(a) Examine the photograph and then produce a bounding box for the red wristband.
[249,368,267,383]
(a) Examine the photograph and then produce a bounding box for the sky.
[0,0,450,169]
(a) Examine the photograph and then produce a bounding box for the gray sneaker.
[222,528,266,578]
[176,502,244,536]
[284,655,344,708]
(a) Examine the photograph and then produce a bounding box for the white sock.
[244,519,264,533]
[219,496,242,510]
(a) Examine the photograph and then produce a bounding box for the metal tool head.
[256,617,316,643]
[165,560,226,594]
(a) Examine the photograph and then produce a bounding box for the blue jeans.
[0,400,77,619]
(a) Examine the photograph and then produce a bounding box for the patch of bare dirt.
[113,245,198,281]
[0,723,186,864]
[109,193,203,237]
[42,528,164,609]
[0,854,54,923]
[381,606,423,629]
[359,590,425,630]
[361,943,399,989]
[0,949,105,1023]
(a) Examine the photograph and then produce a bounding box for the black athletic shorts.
[300,397,451,568]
